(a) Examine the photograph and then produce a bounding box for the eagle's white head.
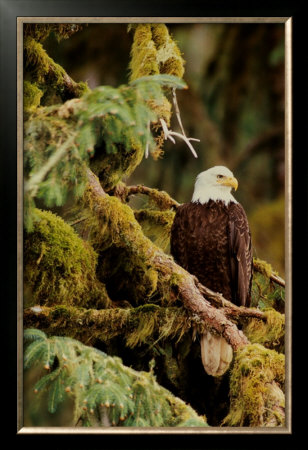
[192,165,238,205]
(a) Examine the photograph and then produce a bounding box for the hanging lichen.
[128,23,185,158]
[223,344,285,427]
[151,24,185,78]
[129,24,185,81]
[24,303,192,349]
[129,24,160,81]
[24,208,110,309]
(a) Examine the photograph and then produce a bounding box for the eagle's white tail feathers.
[200,330,233,377]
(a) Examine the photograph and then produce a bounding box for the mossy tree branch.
[195,280,266,321]
[23,304,193,348]
[113,183,180,209]
[85,169,249,351]
[24,36,89,103]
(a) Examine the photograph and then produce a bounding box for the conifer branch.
[24,134,75,196]
[23,329,208,427]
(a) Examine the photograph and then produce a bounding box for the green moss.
[166,394,208,427]
[24,24,84,43]
[126,305,191,348]
[151,24,170,49]
[147,96,172,126]
[79,182,183,307]
[24,208,110,309]
[223,344,285,427]
[24,36,90,103]
[128,23,185,160]
[242,309,285,352]
[82,188,161,303]
[129,24,160,82]
[24,303,192,352]
[24,81,43,111]
[253,257,275,278]
[152,24,185,79]
[134,209,175,253]
[129,23,185,86]
[90,139,144,192]
[160,57,185,78]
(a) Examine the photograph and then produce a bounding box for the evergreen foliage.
[251,259,285,313]
[24,74,186,230]
[24,329,208,427]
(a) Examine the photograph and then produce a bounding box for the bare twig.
[145,121,150,159]
[268,273,285,288]
[69,217,89,227]
[160,118,199,158]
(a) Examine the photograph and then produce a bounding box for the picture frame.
[2,0,306,446]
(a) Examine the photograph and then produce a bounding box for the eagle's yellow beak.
[218,176,238,191]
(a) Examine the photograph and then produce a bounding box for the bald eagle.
[170,166,253,376]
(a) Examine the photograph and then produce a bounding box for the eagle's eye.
[217,174,224,179]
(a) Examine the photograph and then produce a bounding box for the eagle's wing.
[228,203,253,307]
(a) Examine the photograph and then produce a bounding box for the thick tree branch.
[24,36,88,101]
[195,280,266,321]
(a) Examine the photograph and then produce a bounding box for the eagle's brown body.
[171,199,252,307]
